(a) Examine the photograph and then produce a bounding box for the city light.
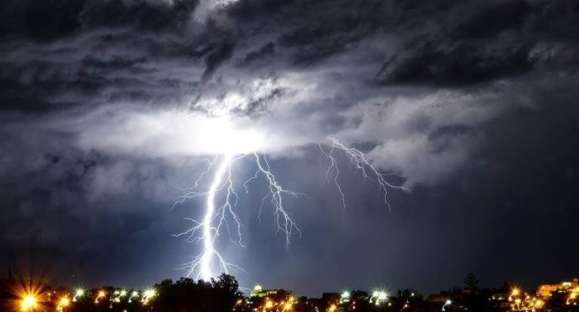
[20,294,38,312]
[534,299,545,309]
[143,289,157,298]
[11,280,45,312]
[340,290,351,304]
[142,288,157,305]
[282,296,295,311]
[73,288,84,302]
[370,290,388,306]
[442,299,452,312]
[57,296,71,311]
[94,290,106,304]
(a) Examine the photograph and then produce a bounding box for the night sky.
[1,0,579,296]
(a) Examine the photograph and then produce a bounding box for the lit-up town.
[1,275,578,312]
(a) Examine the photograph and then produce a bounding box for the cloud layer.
[2,0,578,187]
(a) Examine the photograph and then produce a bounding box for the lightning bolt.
[175,138,402,280]
[323,138,406,211]
[199,153,234,281]
[175,152,301,280]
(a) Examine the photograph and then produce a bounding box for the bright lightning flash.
[174,116,301,280]
[174,117,399,281]
[200,153,234,281]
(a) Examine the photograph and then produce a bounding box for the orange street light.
[20,294,38,312]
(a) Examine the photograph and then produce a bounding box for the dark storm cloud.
[375,40,533,86]
[0,0,197,40]
[1,0,576,112]
[1,0,579,294]
[373,0,579,86]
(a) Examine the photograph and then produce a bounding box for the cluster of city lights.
[243,287,392,312]
[370,290,389,306]
[341,289,394,311]
[257,296,296,312]
[16,285,157,312]
[340,291,351,304]
[508,287,546,312]
[12,279,579,312]
[244,285,297,312]
[240,281,579,312]
[507,281,579,312]
[536,280,579,307]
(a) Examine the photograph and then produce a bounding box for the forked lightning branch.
[172,117,400,281]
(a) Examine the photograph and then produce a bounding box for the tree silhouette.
[152,274,242,312]
[464,273,480,290]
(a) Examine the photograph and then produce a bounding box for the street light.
[340,291,351,304]
[442,299,452,312]
[371,290,388,306]
[20,294,38,312]
[57,296,71,311]
[73,288,85,302]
